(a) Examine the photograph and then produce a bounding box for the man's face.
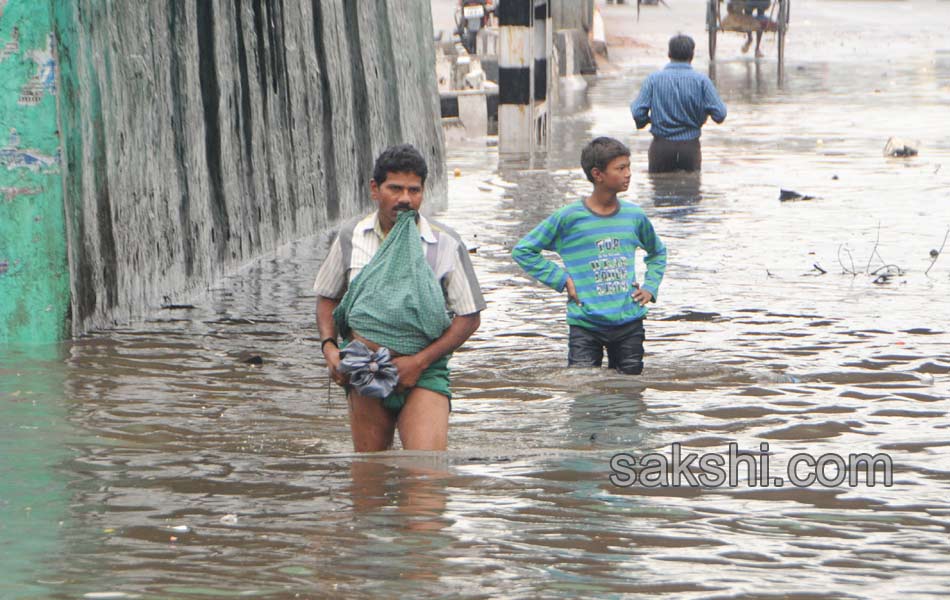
[595,156,631,193]
[371,171,424,231]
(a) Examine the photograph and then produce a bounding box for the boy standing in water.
[512,137,667,374]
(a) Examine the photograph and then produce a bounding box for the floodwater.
[3,0,950,598]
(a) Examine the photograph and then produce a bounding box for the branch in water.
[924,228,949,276]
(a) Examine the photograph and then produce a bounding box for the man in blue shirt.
[630,35,727,173]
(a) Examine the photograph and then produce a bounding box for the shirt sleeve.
[703,78,727,124]
[443,240,486,316]
[511,213,569,292]
[312,235,347,299]
[637,216,667,301]
[631,76,653,130]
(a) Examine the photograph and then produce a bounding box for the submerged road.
[2,0,949,597]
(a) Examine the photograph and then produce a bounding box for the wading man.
[630,34,727,173]
[314,144,485,452]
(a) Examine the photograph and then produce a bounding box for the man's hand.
[392,355,426,391]
[631,282,653,306]
[323,345,348,387]
[565,278,583,306]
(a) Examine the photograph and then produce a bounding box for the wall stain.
[343,0,372,208]
[234,0,259,251]
[312,0,339,220]
[87,15,118,311]
[168,0,194,277]
[376,0,403,142]
[197,0,231,262]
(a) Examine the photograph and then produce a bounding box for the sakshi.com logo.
[609,443,894,488]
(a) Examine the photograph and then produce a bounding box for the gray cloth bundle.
[338,340,399,399]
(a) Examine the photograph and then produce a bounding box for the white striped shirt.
[313,212,486,317]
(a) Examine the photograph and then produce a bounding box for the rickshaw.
[707,0,790,67]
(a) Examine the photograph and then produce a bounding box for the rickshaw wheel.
[707,0,718,60]
[777,0,788,69]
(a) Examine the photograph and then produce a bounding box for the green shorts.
[340,340,452,413]
[379,355,451,412]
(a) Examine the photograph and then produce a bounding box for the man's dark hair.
[581,137,631,183]
[372,144,428,185]
[668,34,695,62]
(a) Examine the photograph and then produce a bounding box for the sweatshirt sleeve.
[637,216,667,301]
[511,213,569,292]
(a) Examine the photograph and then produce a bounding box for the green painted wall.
[0,0,70,344]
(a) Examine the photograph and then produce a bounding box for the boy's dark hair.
[581,137,631,183]
[668,34,695,62]
[372,144,428,185]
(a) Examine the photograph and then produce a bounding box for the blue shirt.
[630,62,727,141]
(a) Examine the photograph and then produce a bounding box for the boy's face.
[594,156,631,193]
[371,171,425,232]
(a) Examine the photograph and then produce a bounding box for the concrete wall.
[550,0,594,33]
[49,0,445,335]
[0,1,70,344]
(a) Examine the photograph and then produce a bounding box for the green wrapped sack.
[333,210,452,356]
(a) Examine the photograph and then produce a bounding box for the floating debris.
[884,137,918,157]
[779,189,814,202]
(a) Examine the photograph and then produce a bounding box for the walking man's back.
[631,34,727,173]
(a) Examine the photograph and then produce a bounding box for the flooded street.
[3,0,950,598]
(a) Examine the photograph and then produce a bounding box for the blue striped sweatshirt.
[512,200,667,330]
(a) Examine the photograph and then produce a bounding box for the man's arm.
[393,312,480,389]
[511,215,569,293]
[630,77,653,130]
[704,78,727,124]
[316,295,346,385]
[313,235,347,385]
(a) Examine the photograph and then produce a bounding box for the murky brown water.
[3,1,950,598]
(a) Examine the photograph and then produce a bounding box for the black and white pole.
[533,0,552,146]
[498,0,551,153]
[498,0,532,152]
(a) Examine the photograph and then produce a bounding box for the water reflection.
[566,391,647,449]
[648,171,703,216]
[0,346,72,599]
[348,456,451,534]
[709,58,779,102]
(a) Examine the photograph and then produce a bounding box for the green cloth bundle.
[333,210,452,356]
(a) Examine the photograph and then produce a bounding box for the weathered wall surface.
[52,0,445,335]
[0,1,70,344]
[551,0,594,33]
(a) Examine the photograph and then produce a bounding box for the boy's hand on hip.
[565,278,582,306]
[631,285,653,306]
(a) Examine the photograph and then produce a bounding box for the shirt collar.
[665,61,693,70]
[362,210,437,244]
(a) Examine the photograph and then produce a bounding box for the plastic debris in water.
[219,514,239,525]
[779,189,814,202]
[884,137,918,157]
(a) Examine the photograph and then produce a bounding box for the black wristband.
[321,338,338,352]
